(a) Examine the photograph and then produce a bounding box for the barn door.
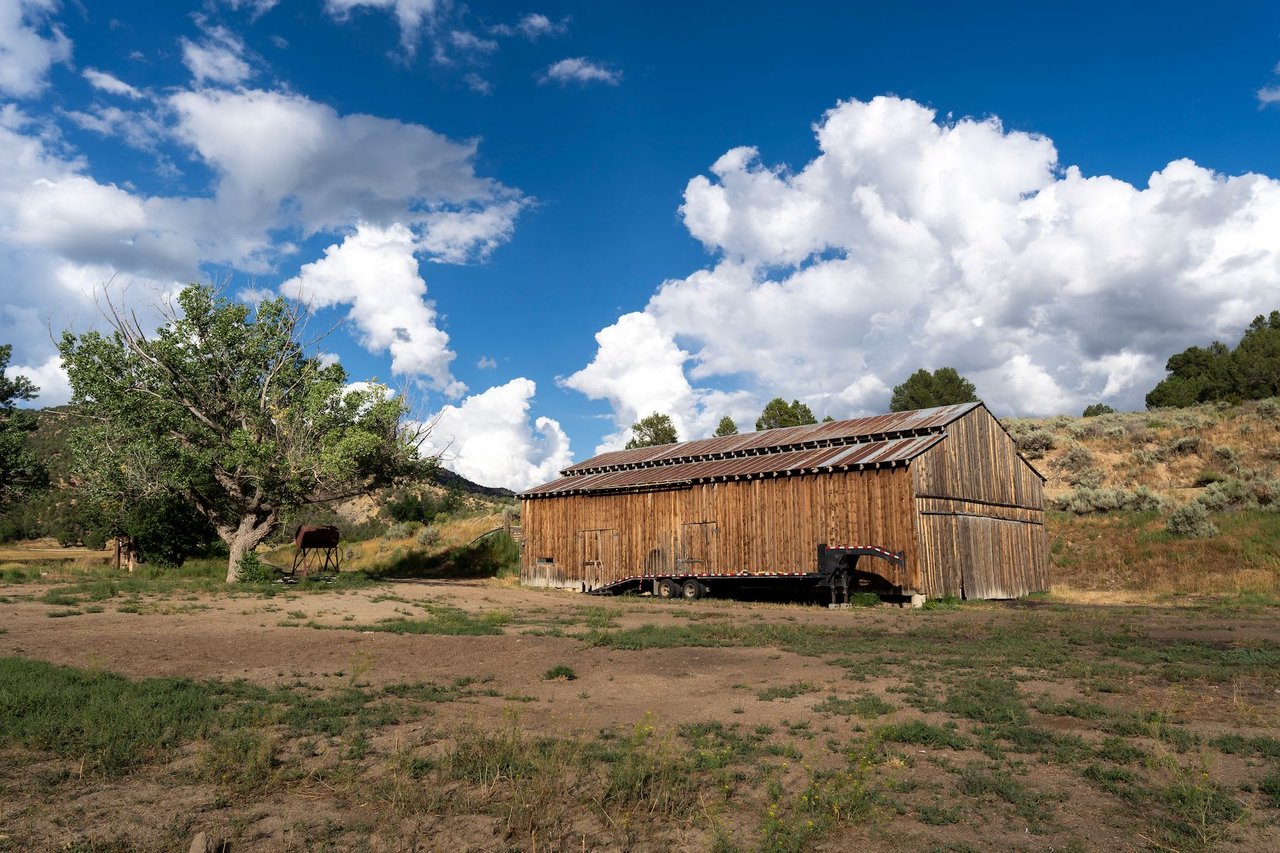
[678,521,717,575]
[577,528,621,589]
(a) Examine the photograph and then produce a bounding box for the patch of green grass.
[544,664,577,681]
[39,588,80,606]
[1209,733,1280,759]
[382,677,484,703]
[814,693,894,719]
[1096,736,1147,765]
[756,681,818,701]
[943,677,1027,725]
[677,721,765,770]
[353,605,510,636]
[956,762,1056,825]
[199,730,278,793]
[916,801,964,825]
[1260,768,1280,808]
[1105,712,1198,753]
[1032,696,1108,719]
[877,719,968,750]
[0,656,217,776]
[1081,763,1145,802]
[1158,772,1244,843]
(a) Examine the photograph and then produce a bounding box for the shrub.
[1196,479,1250,511]
[1015,428,1056,459]
[1130,449,1159,467]
[1069,468,1105,489]
[416,525,440,547]
[543,665,577,681]
[1166,502,1218,538]
[1054,442,1095,473]
[1193,468,1226,487]
[1162,435,1202,457]
[1050,487,1164,514]
[383,521,421,540]
[1255,397,1279,419]
[1082,403,1116,417]
[235,551,276,584]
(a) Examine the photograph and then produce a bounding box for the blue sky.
[2,1,1280,489]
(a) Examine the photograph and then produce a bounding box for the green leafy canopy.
[59,284,428,581]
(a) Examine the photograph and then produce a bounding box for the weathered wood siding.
[520,468,920,591]
[911,408,1048,598]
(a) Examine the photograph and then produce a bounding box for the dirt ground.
[2,577,1280,852]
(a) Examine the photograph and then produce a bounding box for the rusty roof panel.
[521,434,945,498]
[560,402,980,476]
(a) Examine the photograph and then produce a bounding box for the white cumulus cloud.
[280,222,462,394]
[420,378,573,491]
[540,57,620,86]
[491,13,567,40]
[82,68,142,98]
[0,0,71,98]
[180,24,253,86]
[8,352,69,406]
[169,87,519,252]
[0,79,521,397]
[324,0,443,55]
[569,95,1280,438]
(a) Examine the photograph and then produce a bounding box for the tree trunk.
[220,512,279,583]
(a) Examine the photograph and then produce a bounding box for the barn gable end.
[911,406,1048,598]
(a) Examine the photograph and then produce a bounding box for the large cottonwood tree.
[59,285,427,581]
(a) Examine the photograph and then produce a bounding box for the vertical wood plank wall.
[520,468,920,591]
[911,409,1049,598]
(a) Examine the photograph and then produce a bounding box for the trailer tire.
[656,578,678,599]
[681,579,704,600]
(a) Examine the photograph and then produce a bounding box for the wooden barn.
[518,402,1048,600]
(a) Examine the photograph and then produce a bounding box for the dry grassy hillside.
[1001,400,1280,598]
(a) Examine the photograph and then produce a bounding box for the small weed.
[544,664,577,681]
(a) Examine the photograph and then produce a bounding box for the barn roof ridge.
[520,432,948,499]
[558,401,982,478]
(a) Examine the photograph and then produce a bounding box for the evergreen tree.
[713,416,738,437]
[625,412,678,448]
[889,367,978,412]
[0,345,47,514]
[755,398,817,430]
[1144,313,1280,409]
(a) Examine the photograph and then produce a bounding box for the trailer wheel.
[656,578,678,599]
[681,579,704,600]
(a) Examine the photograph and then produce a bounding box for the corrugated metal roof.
[559,402,981,476]
[521,434,946,498]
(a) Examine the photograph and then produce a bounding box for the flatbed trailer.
[586,544,909,605]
